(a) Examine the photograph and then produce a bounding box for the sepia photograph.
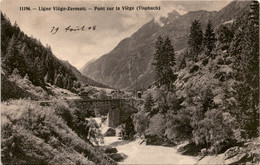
[1,0,259,164]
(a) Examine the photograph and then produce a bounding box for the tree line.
[1,12,77,91]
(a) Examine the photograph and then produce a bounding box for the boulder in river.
[177,142,201,156]
[224,152,249,164]
[105,147,118,154]
[224,146,241,160]
[110,153,128,162]
[223,146,253,164]
[104,128,116,136]
[197,139,259,165]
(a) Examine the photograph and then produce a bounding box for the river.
[103,137,199,164]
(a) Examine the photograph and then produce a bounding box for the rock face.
[81,1,250,90]
[104,128,116,136]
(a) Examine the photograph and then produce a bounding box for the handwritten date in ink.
[50,25,97,34]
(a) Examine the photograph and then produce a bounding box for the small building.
[137,91,142,98]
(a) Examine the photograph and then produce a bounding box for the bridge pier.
[108,107,120,128]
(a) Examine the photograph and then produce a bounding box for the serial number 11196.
[20,7,31,11]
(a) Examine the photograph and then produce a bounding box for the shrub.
[133,110,149,137]
[8,70,49,99]
[146,113,166,138]
[190,65,199,73]
[202,58,209,66]
[217,57,225,65]
[192,109,234,152]
[166,108,193,142]
[120,116,135,140]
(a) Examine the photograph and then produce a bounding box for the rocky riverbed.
[103,137,199,164]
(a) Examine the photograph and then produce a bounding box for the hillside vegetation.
[1,13,77,90]
[0,12,117,164]
[133,1,259,163]
[1,73,39,101]
[1,99,116,165]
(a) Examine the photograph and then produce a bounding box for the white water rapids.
[91,117,199,164]
[103,137,199,164]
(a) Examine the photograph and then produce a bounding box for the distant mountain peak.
[155,10,181,27]
[176,5,187,15]
[154,17,165,27]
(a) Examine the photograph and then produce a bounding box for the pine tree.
[153,36,176,90]
[153,36,164,88]
[4,35,17,73]
[188,20,203,61]
[230,2,259,138]
[179,55,186,69]
[164,37,175,67]
[204,20,216,55]
[6,35,16,57]
[217,25,234,50]
[144,93,155,112]
[249,0,259,25]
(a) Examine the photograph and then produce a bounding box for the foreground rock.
[102,145,127,162]
[197,138,260,164]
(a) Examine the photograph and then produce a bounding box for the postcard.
[1,0,259,164]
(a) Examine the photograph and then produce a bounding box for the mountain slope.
[81,1,251,90]
[81,19,162,89]
[212,0,251,27]
[81,9,216,89]
[61,60,111,88]
[80,58,96,73]
[1,12,111,100]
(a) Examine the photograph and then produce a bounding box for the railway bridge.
[38,98,138,128]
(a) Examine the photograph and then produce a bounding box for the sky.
[1,0,233,69]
